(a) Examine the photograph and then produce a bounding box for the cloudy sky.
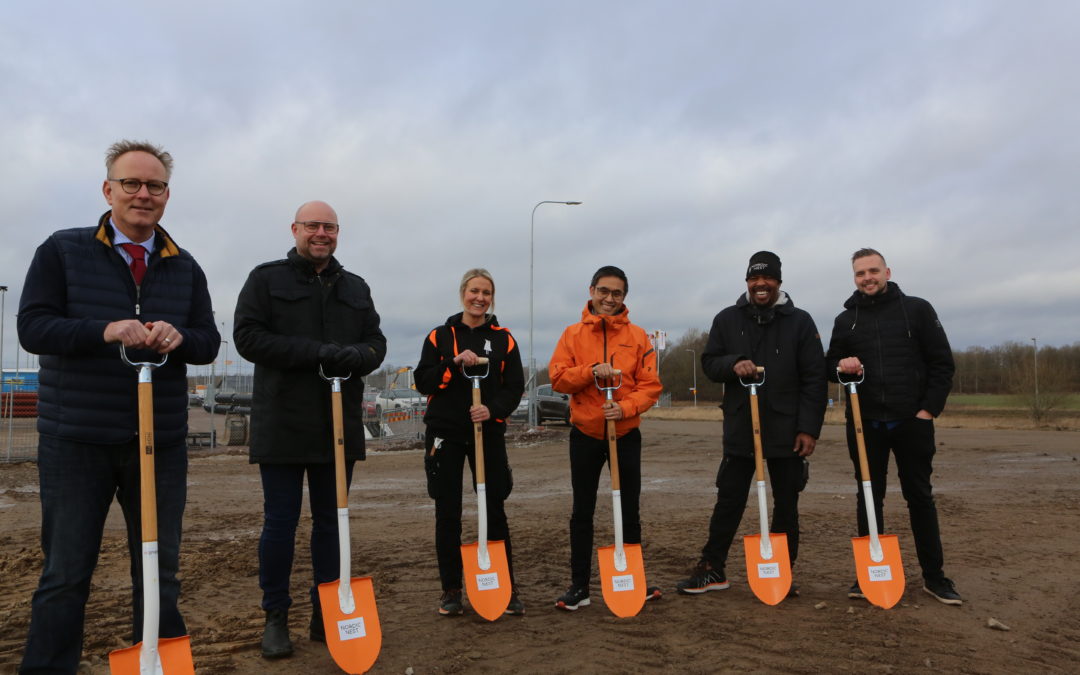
[2,1,1077,374]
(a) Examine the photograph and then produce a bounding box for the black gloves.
[318,343,372,376]
[332,345,368,372]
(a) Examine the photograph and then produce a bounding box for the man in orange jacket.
[549,265,663,610]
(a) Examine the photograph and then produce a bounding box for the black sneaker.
[504,592,525,616]
[555,584,590,611]
[923,577,962,606]
[847,581,865,600]
[645,586,662,602]
[439,589,464,616]
[675,562,729,595]
[787,583,800,598]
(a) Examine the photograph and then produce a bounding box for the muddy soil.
[1,417,1078,673]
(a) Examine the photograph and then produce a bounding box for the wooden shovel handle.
[848,389,872,482]
[473,387,485,483]
[607,419,620,490]
[332,387,348,508]
[749,386,765,483]
[138,380,158,541]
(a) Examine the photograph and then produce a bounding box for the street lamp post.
[1031,337,1039,414]
[529,200,581,429]
[685,348,697,407]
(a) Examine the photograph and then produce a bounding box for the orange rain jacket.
[549,302,662,440]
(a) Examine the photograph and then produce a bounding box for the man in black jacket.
[17,140,220,673]
[676,251,826,595]
[825,248,961,605]
[233,200,386,658]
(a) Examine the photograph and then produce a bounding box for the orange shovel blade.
[852,534,905,609]
[743,533,792,606]
[317,576,382,674]
[597,543,647,618]
[109,635,194,674]
[461,540,512,621]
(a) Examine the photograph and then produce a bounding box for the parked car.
[511,385,571,424]
[363,390,379,418]
[374,388,425,415]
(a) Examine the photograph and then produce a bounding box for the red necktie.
[120,243,147,285]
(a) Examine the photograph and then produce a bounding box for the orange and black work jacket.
[415,312,525,440]
[549,303,662,440]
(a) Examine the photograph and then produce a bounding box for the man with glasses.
[674,251,825,597]
[17,140,220,673]
[234,200,386,658]
[548,265,663,611]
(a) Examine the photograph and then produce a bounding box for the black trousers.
[568,426,642,588]
[426,428,514,592]
[847,417,945,581]
[700,454,803,570]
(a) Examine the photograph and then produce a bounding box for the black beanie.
[745,251,782,281]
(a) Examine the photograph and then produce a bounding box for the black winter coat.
[234,249,386,463]
[702,292,827,458]
[825,282,954,420]
[414,313,524,441]
[18,213,219,446]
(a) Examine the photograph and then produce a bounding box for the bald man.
[234,201,386,658]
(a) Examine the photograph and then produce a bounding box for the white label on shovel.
[868,565,893,582]
[476,572,500,591]
[612,574,635,592]
[337,616,367,641]
[757,562,780,579]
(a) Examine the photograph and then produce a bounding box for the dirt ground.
[2,412,1079,674]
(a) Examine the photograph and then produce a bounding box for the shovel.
[109,347,194,675]
[595,371,648,618]
[740,367,793,606]
[316,366,382,674]
[459,357,513,621]
[841,369,905,609]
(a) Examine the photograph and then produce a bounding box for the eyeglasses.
[109,178,168,196]
[295,220,340,235]
[593,286,625,300]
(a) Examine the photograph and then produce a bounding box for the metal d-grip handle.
[119,344,168,371]
[836,366,865,393]
[593,369,623,396]
[738,365,765,389]
[460,356,490,381]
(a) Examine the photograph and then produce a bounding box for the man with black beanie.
[675,251,826,596]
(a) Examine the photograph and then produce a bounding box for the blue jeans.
[20,435,188,674]
[258,461,355,612]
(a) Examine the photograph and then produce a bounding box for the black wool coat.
[234,249,386,463]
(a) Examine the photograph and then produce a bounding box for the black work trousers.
[425,428,514,592]
[847,417,945,581]
[567,426,642,588]
[700,453,803,570]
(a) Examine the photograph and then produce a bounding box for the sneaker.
[847,581,865,600]
[675,561,730,595]
[438,589,464,616]
[645,586,662,602]
[923,577,963,606]
[504,592,525,616]
[555,584,591,611]
[787,583,800,598]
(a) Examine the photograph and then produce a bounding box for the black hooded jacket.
[415,312,524,440]
[825,281,954,420]
[702,292,827,458]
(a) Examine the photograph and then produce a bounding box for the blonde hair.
[459,268,495,317]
